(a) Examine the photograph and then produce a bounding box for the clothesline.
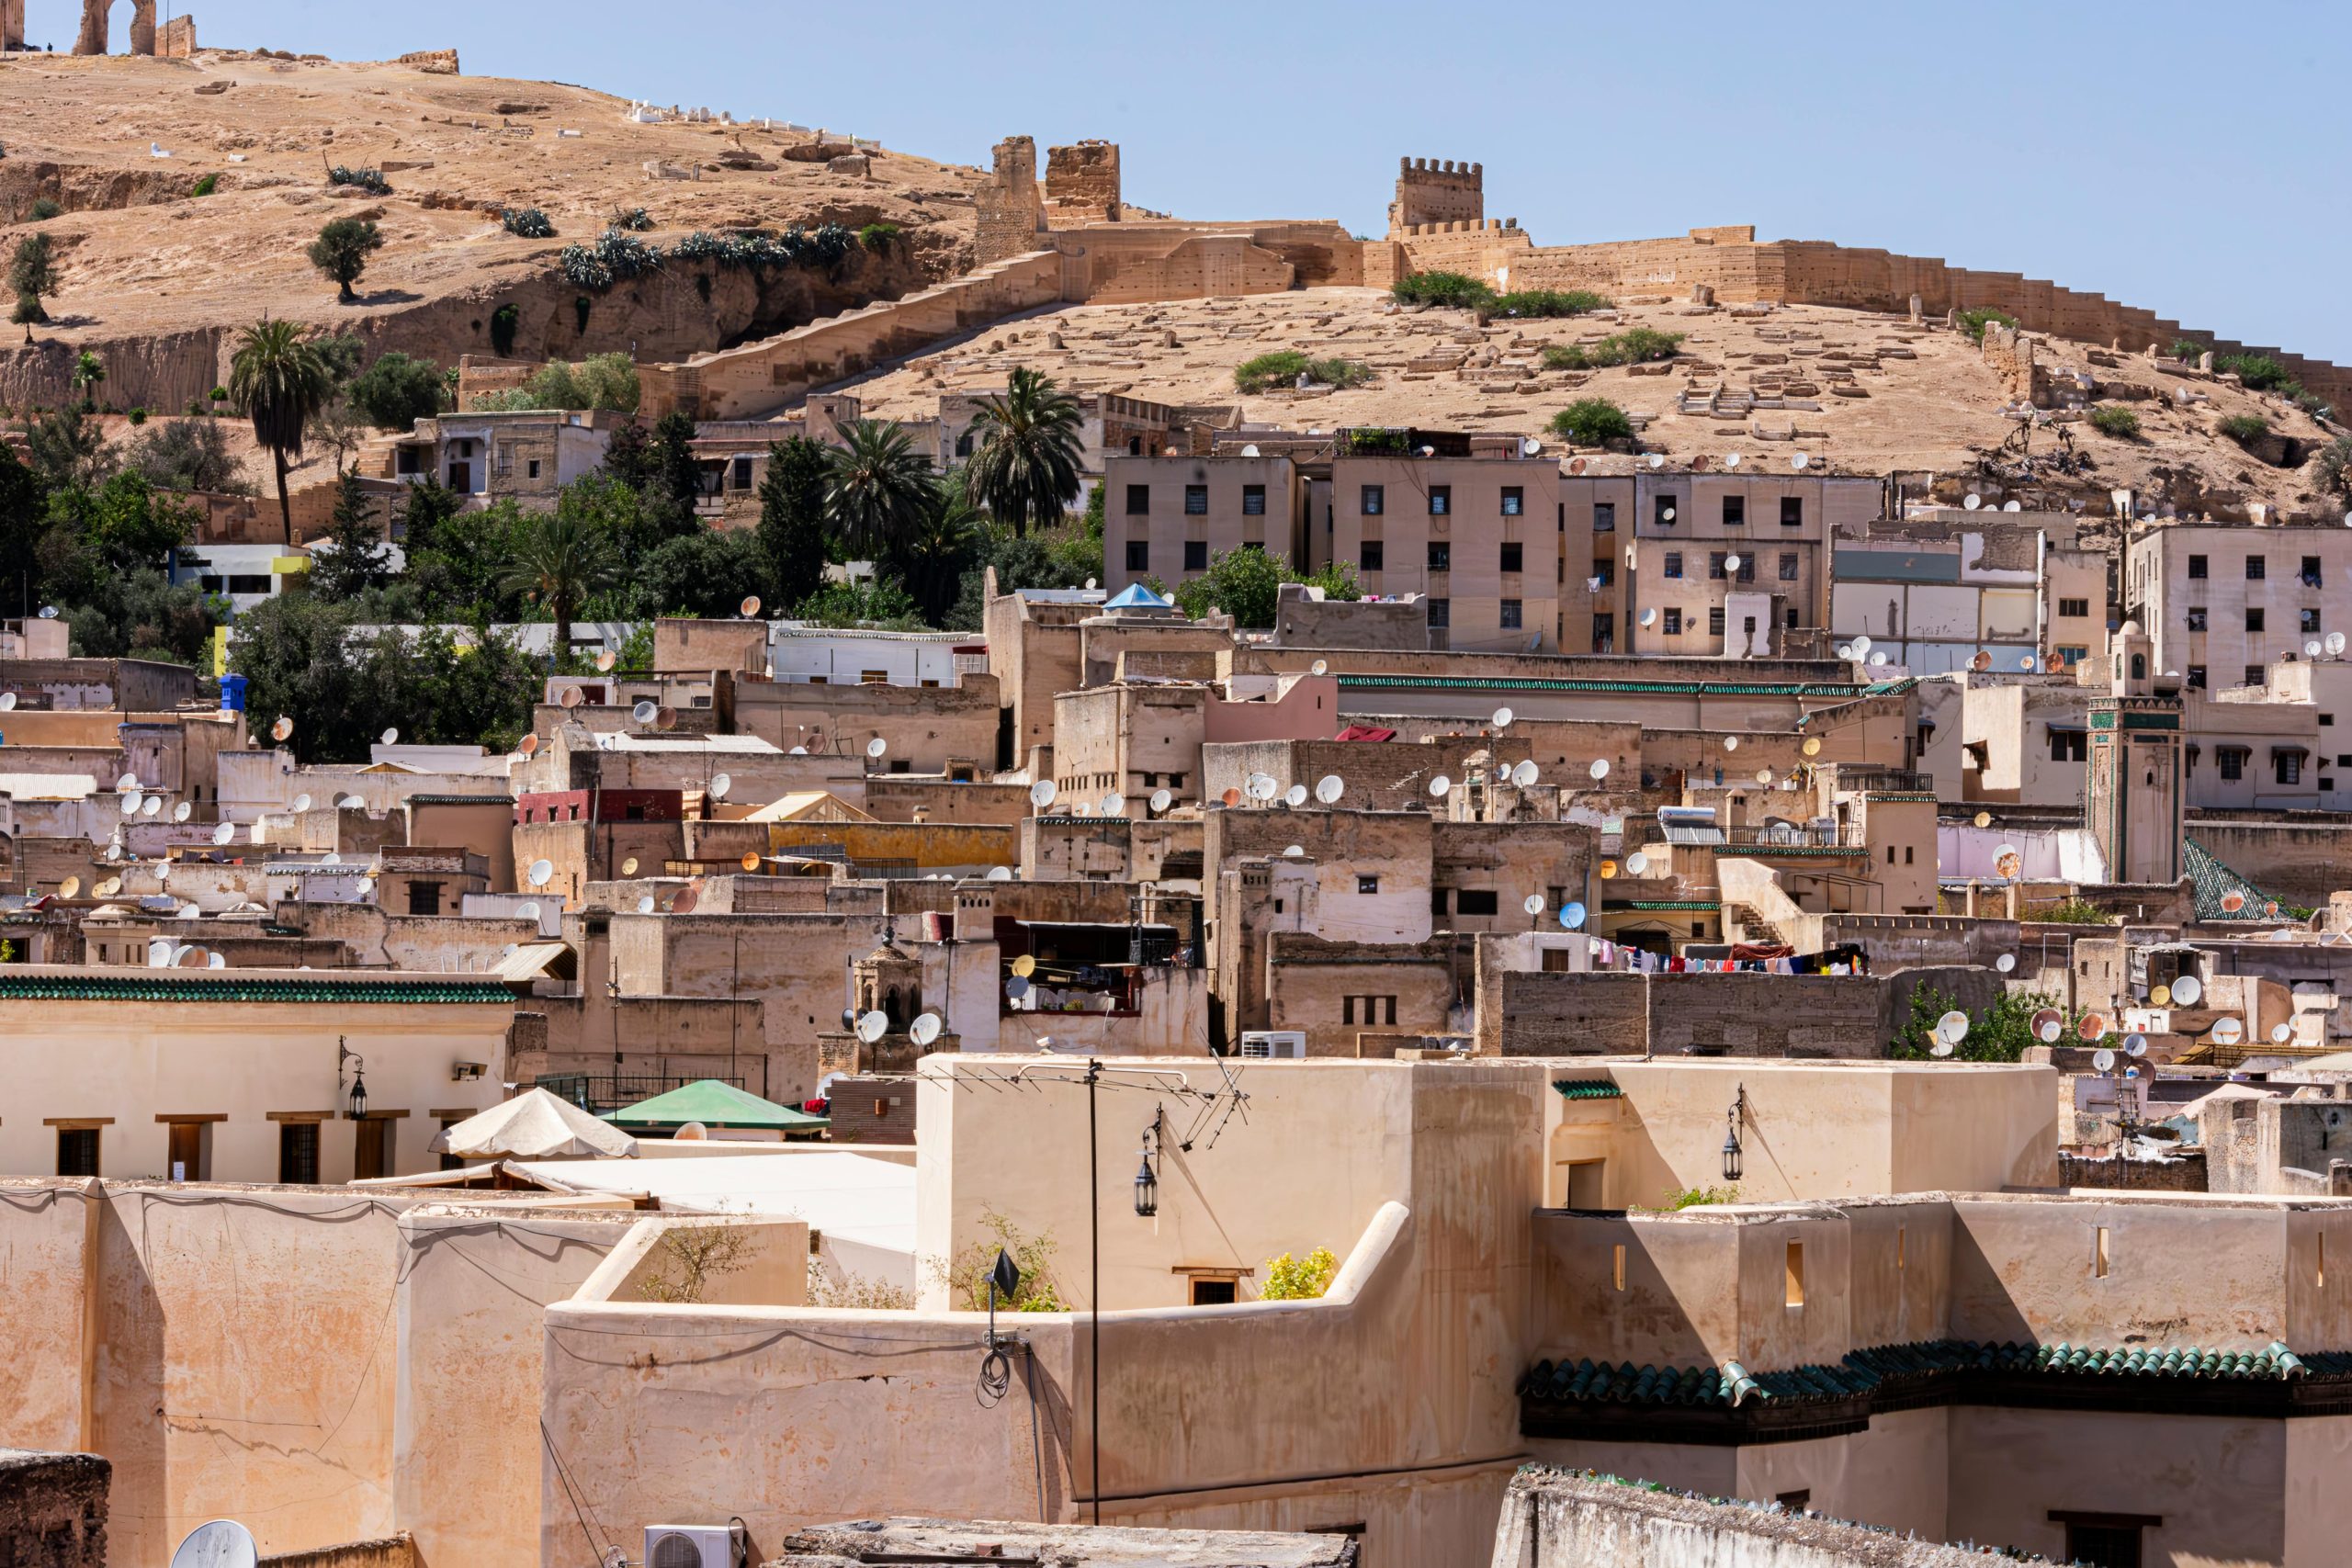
[1579,936,1871,976]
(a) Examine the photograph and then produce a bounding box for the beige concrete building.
[1623,473,1870,656]
[2126,521,2352,694]
[1102,454,1308,597]
[383,409,625,510]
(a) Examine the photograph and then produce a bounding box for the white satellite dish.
[1647,453,1665,469]
[174,800,193,822]
[1853,636,1872,655]
[2331,632,2348,658]
[2003,500,2021,513]
[708,773,732,800]
[856,1010,890,1043]
[1661,507,1677,521]
[1996,953,2016,974]
[1150,788,1175,813]
[1314,775,1344,805]
[2272,1022,2295,1043]
[865,738,888,760]
[1522,436,1543,457]
[211,822,234,846]
[1283,844,1304,858]
[2307,640,2324,659]
[339,794,364,809]
[207,952,226,970]
[1935,1010,1970,1045]
[637,895,656,914]
[141,795,162,818]
[1724,555,1741,573]
[1724,735,1740,752]
[910,1013,943,1046]
[1510,760,1539,787]
[1963,493,1981,511]
[987,864,1013,881]
[632,701,659,726]
[1429,774,1452,798]
[1240,444,1261,457]
[1870,651,1889,667]
[1624,850,1650,874]
[293,793,313,813]
[0,693,14,711]
[380,728,399,746]
[1310,659,1329,677]
[1792,451,1810,470]
[1523,894,1545,916]
[790,746,808,755]
[1248,773,1279,801]
[118,772,141,793]
[120,791,143,816]
[1492,705,1515,728]
[517,900,542,920]
[1639,608,1658,626]
[2123,1032,2149,1058]
[2171,975,2203,1007]
[1103,793,1128,817]
[2092,1047,2117,1073]
[1836,644,1857,660]
[148,937,174,967]
[1283,784,1306,807]
[526,858,554,887]
[1029,780,1058,809]
[1589,759,1610,781]
[1724,452,1742,468]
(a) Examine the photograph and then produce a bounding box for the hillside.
[0,49,988,410]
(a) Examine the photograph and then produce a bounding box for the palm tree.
[229,319,337,545]
[70,351,105,412]
[824,419,937,562]
[897,476,985,624]
[498,512,618,655]
[963,366,1083,537]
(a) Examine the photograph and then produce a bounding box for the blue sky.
[107,1,2352,360]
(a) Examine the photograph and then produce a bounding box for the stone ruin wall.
[154,10,190,54]
[1387,155,1483,236]
[975,135,1046,267]
[1045,140,1120,223]
[1,0,23,50]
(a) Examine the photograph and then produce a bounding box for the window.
[2246,555,2267,580]
[726,456,749,491]
[1591,614,1614,650]
[531,458,546,481]
[1183,541,1208,571]
[1454,889,1499,916]
[1183,484,1207,515]
[2049,729,2087,762]
[2187,607,2207,631]
[1592,502,1615,533]
[2188,554,2209,579]
[1780,497,1804,527]
[1654,495,1678,528]
[1361,484,1385,515]
[1780,551,1800,581]
[1500,599,1523,629]
[1341,995,1397,1025]
[2246,607,2265,632]
[2058,597,2090,617]
[1125,483,1150,515]
[1112,541,1145,575]
[1722,495,1745,526]
[1785,1242,1806,1307]
[439,1119,465,1172]
[1708,605,1726,637]
[1709,552,1729,579]
[1428,541,1452,571]
[2304,556,2325,587]
[407,881,443,917]
[165,1120,213,1181]
[1360,541,1385,571]
[2278,750,2304,786]
[1429,485,1452,515]
[1663,607,1684,635]
[2219,748,2245,781]
[1501,486,1524,516]
[278,1122,320,1184]
[1189,1278,1238,1306]
[55,1126,100,1177]
[1428,598,1450,627]
[229,574,273,595]
[2059,646,2087,666]
[2304,608,2324,634]
[2188,665,2207,688]
[355,1118,393,1181]
[1594,559,1615,586]
[1736,555,1756,581]
[1357,875,1380,895]
[1662,551,1684,579]
[1242,483,1266,516]
[1500,542,1523,573]
[2246,665,2267,687]
[2060,1519,2146,1568]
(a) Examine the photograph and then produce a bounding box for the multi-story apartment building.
[1620,473,1871,656]
[1102,453,1311,604]
[1828,510,2110,676]
[2125,523,2352,694]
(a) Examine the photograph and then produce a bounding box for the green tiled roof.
[1553,1078,1625,1100]
[1609,900,1721,911]
[2185,835,2291,922]
[0,974,513,1004]
[1335,674,1914,699]
[1521,1338,2313,1410]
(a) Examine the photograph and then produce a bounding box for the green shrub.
[127,407,148,425]
[488,303,520,357]
[1543,327,1685,371]
[2219,413,2270,445]
[2311,436,2352,498]
[2218,353,2294,392]
[209,386,229,403]
[1390,270,1494,310]
[1259,1247,1338,1301]
[1550,398,1634,446]
[857,221,900,252]
[347,350,447,429]
[560,229,665,289]
[1956,307,2018,344]
[1234,351,1372,394]
[2086,405,2141,439]
[1493,288,1608,318]
[8,290,40,326]
[2033,899,2117,927]
[2170,337,2208,362]
[609,206,655,232]
[501,207,556,239]
[190,174,218,198]
[28,198,61,221]
[325,164,389,194]
[1654,1185,1741,1211]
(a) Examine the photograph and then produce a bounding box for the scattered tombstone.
[1907,293,1923,323]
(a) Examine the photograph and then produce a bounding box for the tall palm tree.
[229,319,337,546]
[70,351,105,412]
[499,513,619,656]
[824,419,937,563]
[963,366,1083,537]
[897,476,985,625]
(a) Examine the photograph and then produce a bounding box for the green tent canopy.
[603,1078,828,1131]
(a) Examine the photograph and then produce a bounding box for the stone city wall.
[1046,140,1121,222]
[1387,156,1484,236]
[0,1448,107,1568]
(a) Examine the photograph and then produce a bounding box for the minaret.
[2086,620,2183,883]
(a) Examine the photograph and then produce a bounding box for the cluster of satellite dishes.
[147,936,227,970]
[1962,494,2027,513]
[2302,632,2350,660]
[630,699,683,731]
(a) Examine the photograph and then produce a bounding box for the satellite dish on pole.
[1589,759,1610,782]
[865,738,888,760]
[1029,780,1057,810]
[1150,788,1174,813]
[910,1012,943,1047]
[595,649,619,673]
[211,822,235,846]
[1315,774,1344,805]
[709,773,732,800]
[1522,894,1545,916]
[1429,774,1452,799]
[1558,901,1586,930]
[1492,705,1514,728]
[740,594,763,618]
[171,1519,259,1568]
[380,728,399,747]
[632,700,659,726]
[526,859,554,888]
[1511,760,1539,787]
[855,1010,889,1043]
[1282,784,1306,808]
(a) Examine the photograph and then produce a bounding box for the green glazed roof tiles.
[1552,1079,1626,1100]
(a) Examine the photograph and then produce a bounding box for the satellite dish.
[1569,457,1588,475]
[207,952,226,970]
[1151,787,1175,812]
[179,946,208,969]
[2272,1022,2295,1044]
[1220,786,1243,807]
[632,700,659,726]
[174,800,193,822]
[1935,1010,1970,1045]
[1283,784,1306,807]
[1971,649,1993,671]
[1851,635,1871,656]
[1929,1040,1955,1058]
[740,594,763,618]
[1624,850,1650,874]
[2030,1007,2062,1043]
[2307,640,2324,659]
[655,705,679,731]
[741,852,763,872]
[670,885,700,914]
[1963,493,1982,511]
[1492,705,1515,728]
[595,649,618,673]
[148,938,173,967]
[516,733,543,761]
[2211,1017,2245,1047]
[2123,1032,2148,1057]
[1523,895,1546,915]
[1104,793,1129,817]
[709,772,732,800]
[865,738,888,760]
[2078,1012,2109,1043]
[1755,768,1773,784]
[1522,436,1543,457]
[1240,444,1261,457]
[1639,608,1658,627]
[2151,984,2172,1008]
[270,716,293,742]
[1724,452,1742,468]
[1029,780,1058,810]
[637,895,656,913]
[2171,975,2203,1006]
[2221,890,2246,914]
[526,858,554,887]
[1724,555,1742,573]
[1836,644,1858,660]
[1429,774,1452,798]
[1724,736,1740,752]
[560,685,586,710]
[1589,759,1610,781]
[0,693,12,711]
[1996,953,2016,974]
[1647,453,1665,469]
[2332,633,2348,658]
[2091,1047,2117,1073]
[171,1519,259,1568]
[380,728,399,747]
[1249,773,1280,801]
[910,1012,943,1047]
[1870,652,1890,668]
[1310,659,1329,677]
[988,864,1013,881]
[2018,654,2037,671]
[1314,775,1344,805]
[2003,500,2021,513]
[621,856,639,876]
[36,604,55,619]
[790,746,808,755]
[338,795,364,809]
[120,791,143,816]
[855,1010,889,1043]
[1661,507,1677,521]
[293,793,313,814]
[212,822,234,846]
[1012,954,1037,978]
[1282,844,1304,858]
[1510,760,1539,787]
[1559,901,1586,930]
[59,874,81,899]
[1005,975,1032,1000]
[1792,451,1810,470]
[141,795,162,818]
[1085,577,1099,591]
[118,772,141,793]
[1599,860,1618,879]
[517,900,543,921]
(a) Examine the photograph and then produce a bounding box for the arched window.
[2131,654,2146,681]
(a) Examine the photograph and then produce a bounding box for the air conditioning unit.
[1238,1030,1306,1060]
[644,1524,745,1568]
